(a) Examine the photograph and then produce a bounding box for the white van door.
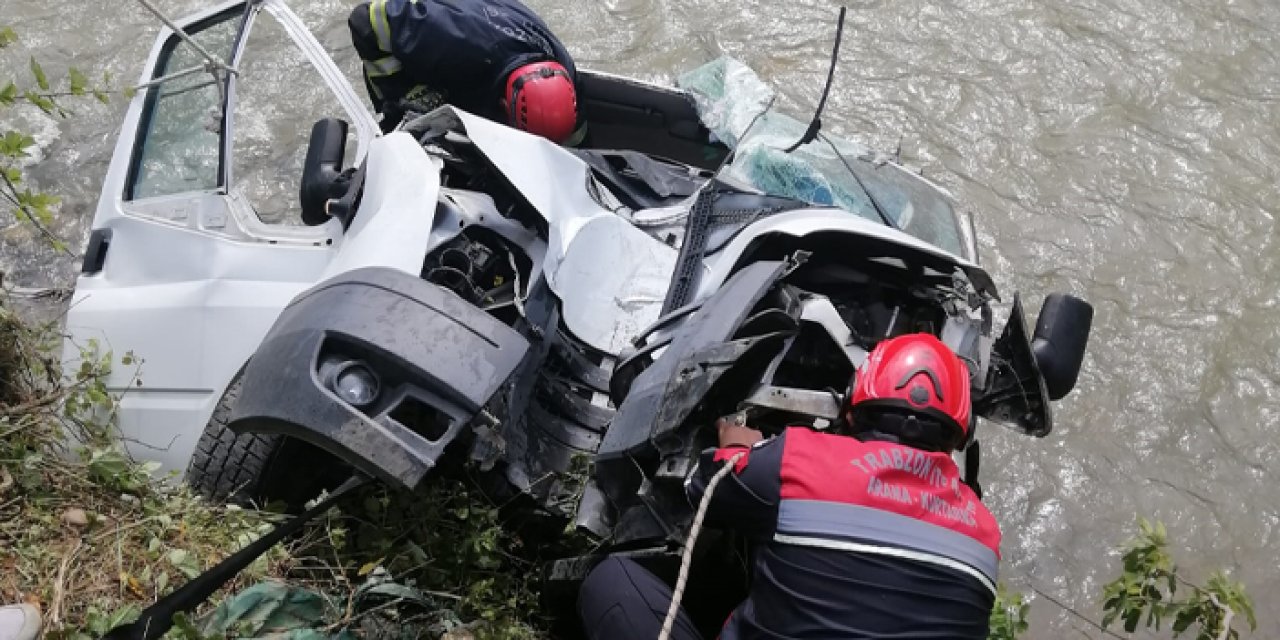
[63,0,380,472]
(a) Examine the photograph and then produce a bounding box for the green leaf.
[166,548,202,579]
[16,189,59,224]
[123,85,138,99]
[24,91,55,115]
[106,605,141,629]
[29,56,49,91]
[1123,607,1141,633]
[0,27,17,48]
[88,448,131,485]
[0,82,16,105]
[68,67,88,96]
[1241,597,1257,630]
[0,131,36,158]
[1101,608,1118,629]
[34,201,52,224]
[167,548,189,566]
[1172,605,1196,634]
[93,89,110,105]
[170,612,200,640]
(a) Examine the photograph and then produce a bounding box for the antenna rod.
[785,6,847,153]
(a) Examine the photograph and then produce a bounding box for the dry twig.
[51,539,83,627]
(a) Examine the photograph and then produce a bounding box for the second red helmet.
[850,333,972,446]
[503,61,577,143]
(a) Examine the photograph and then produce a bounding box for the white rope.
[658,451,746,640]
[507,252,527,318]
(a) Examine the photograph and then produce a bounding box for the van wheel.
[187,373,347,508]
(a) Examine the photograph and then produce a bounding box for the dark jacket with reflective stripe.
[349,0,577,127]
[686,427,1001,639]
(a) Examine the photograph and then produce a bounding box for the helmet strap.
[850,408,959,453]
[963,438,983,500]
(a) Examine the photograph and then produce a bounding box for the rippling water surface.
[3,0,1278,636]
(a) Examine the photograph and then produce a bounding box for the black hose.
[100,475,371,640]
[784,6,848,154]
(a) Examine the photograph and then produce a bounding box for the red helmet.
[850,334,972,447]
[503,61,577,143]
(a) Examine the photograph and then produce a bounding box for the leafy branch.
[1100,518,1256,639]
[0,161,70,254]
[0,25,122,253]
[988,518,1257,640]
[988,585,1030,640]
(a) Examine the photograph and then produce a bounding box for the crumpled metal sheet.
[451,109,678,356]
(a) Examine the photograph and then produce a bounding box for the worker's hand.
[716,414,763,449]
[399,85,447,114]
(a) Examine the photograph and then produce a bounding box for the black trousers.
[578,556,703,640]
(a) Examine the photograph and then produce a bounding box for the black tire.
[187,373,347,508]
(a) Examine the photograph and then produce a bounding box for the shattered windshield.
[678,58,968,259]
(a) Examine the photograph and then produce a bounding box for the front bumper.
[229,267,529,488]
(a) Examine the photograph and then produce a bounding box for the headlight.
[331,361,380,407]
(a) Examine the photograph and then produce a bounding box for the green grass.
[0,296,544,639]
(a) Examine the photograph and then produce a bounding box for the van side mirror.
[1032,294,1094,400]
[299,118,349,226]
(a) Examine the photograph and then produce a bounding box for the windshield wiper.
[820,132,898,230]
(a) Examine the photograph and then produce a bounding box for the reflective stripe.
[370,0,392,53]
[777,499,999,583]
[774,534,997,597]
[364,56,402,78]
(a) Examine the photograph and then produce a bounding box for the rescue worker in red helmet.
[578,333,1002,639]
[348,0,580,143]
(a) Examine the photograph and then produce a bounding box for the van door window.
[229,8,359,226]
[127,12,240,201]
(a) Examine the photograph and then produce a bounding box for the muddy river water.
[3,0,1278,636]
